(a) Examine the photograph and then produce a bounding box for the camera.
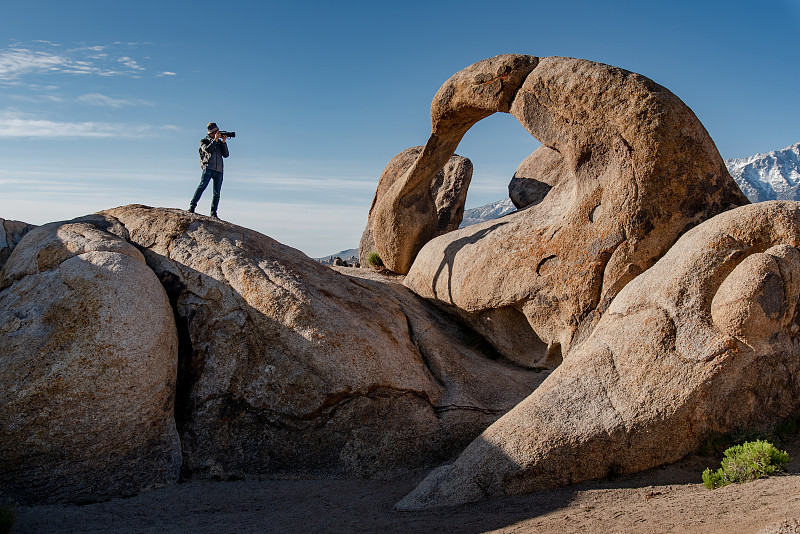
[220,131,236,138]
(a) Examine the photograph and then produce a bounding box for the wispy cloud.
[0,111,178,138]
[117,56,145,71]
[77,93,154,108]
[0,48,71,81]
[0,41,174,83]
[6,93,65,103]
[7,92,152,108]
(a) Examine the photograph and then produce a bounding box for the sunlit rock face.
[397,201,800,511]
[398,54,748,368]
[0,215,181,504]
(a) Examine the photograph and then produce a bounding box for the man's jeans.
[190,169,223,214]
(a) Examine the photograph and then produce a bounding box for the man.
[189,122,229,218]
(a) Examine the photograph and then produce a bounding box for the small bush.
[0,504,16,534]
[702,440,791,490]
[366,251,383,268]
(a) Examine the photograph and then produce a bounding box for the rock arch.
[370,54,538,274]
[369,54,748,368]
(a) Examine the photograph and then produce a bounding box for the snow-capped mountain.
[726,142,800,202]
[459,198,517,228]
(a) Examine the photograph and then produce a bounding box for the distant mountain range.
[317,248,358,264]
[323,142,800,259]
[459,198,517,228]
[725,142,800,202]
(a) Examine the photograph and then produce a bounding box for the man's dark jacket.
[199,136,229,172]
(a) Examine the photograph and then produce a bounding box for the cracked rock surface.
[0,206,544,504]
[101,205,543,481]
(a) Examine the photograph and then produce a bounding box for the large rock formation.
[101,205,542,481]
[397,201,800,510]
[0,218,35,269]
[0,215,181,504]
[360,147,473,267]
[0,205,543,504]
[402,54,749,368]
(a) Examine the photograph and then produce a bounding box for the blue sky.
[1,0,798,257]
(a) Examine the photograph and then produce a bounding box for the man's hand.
[212,130,221,140]
[220,134,227,143]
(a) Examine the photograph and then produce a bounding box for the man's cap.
[207,122,219,132]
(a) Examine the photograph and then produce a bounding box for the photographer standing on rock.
[189,122,230,218]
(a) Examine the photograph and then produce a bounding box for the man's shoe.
[188,205,195,213]
[210,212,219,219]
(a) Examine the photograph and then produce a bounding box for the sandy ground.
[12,435,800,534]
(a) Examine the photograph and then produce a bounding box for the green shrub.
[702,440,791,490]
[0,504,16,534]
[366,251,383,268]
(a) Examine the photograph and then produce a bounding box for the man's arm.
[200,137,214,156]
[199,138,213,165]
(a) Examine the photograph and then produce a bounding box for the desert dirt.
[12,432,800,534]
